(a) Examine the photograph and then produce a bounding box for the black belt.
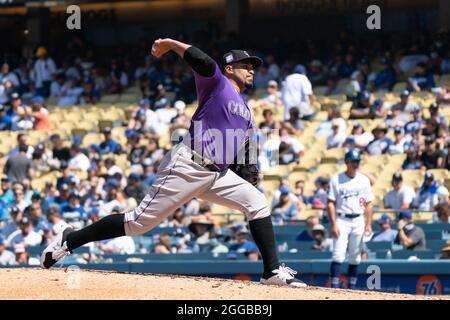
[337,212,361,219]
[190,151,222,172]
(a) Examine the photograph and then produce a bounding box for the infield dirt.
[0,268,446,300]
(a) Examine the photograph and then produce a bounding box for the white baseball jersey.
[328,172,374,215]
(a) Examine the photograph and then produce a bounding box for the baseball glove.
[230,163,259,186]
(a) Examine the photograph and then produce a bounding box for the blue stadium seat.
[391,250,440,260]
[27,245,89,256]
[279,251,332,260]
[426,240,449,250]
[366,241,393,251]
[285,241,316,251]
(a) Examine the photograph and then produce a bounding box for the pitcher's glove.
[230,164,259,186]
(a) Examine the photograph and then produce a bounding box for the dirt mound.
[0,268,446,300]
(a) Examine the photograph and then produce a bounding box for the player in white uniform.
[327,149,374,289]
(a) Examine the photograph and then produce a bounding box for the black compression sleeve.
[183,46,216,77]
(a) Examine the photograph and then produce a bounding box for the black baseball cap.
[220,50,263,71]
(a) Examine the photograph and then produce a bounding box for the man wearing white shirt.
[384,173,415,211]
[327,120,346,149]
[6,217,42,247]
[0,236,16,265]
[68,145,91,172]
[281,64,315,121]
[33,47,57,97]
[0,63,20,89]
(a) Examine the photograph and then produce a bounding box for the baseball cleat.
[40,225,74,269]
[260,264,307,288]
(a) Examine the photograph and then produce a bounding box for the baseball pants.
[331,215,365,265]
[124,144,270,236]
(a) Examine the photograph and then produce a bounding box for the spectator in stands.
[31,96,50,131]
[422,118,443,144]
[50,134,71,166]
[61,191,85,230]
[124,173,148,203]
[24,202,48,233]
[7,94,31,132]
[284,108,305,137]
[394,211,426,251]
[272,186,299,225]
[365,124,393,155]
[384,173,415,211]
[188,215,215,245]
[412,172,448,211]
[5,216,42,247]
[371,214,398,242]
[311,224,333,251]
[11,183,31,212]
[371,58,396,92]
[0,177,14,207]
[4,144,34,183]
[1,206,22,238]
[420,138,445,170]
[388,127,409,154]
[258,109,278,133]
[108,60,128,94]
[44,183,70,211]
[171,228,193,254]
[316,105,346,137]
[343,122,373,150]
[127,131,146,169]
[14,243,39,266]
[80,78,101,105]
[312,177,329,210]
[390,90,421,118]
[152,84,171,110]
[40,223,54,247]
[308,60,327,87]
[278,127,304,164]
[428,102,447,130]
[34,47,57,97]
[337,53,356,79]
[57,75,84,106]
[253,64,273,90]
[346,71,366,101]
[440,245,450,260]
[102,179,137,214]
[433,203,450,224]
[349,91,372,119]
[0,63,19,92]
[153,233,174,254]
[68,144,90,172]
[168,207,190,228]
[46,204,69,235]
[8,133,34,160]
[250,80,283,110]
[99,127,122,155]
[0,104,12,130]
[142,138,164,166]
[326,119,346,149]
[323,76,340,96]
[0,236,15,265]
[227,225,259,261]
[281,64,315,121]
[296,216,320,241]
[437,83,450,107]
[98,235,136,255]
[408,62,436,92]
[50,72,65,98]
[142,159,157,187]
[292,180,309,211]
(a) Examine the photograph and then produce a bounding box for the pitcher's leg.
[200,170,278,275]
[124,155,217,236]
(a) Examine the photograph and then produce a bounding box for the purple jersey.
[185,63,255,170]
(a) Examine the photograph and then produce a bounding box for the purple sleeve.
[194,63,224,102]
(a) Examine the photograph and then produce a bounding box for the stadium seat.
[391,250,440,260]
[366,241,393,251]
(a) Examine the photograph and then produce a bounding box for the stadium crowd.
[0,30,450,266]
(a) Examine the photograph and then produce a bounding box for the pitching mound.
[0,268,446,300]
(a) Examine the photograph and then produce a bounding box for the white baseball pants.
[123,144,270,236]
[332,215,365,265]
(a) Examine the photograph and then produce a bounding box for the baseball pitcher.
[40,38,306,287]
